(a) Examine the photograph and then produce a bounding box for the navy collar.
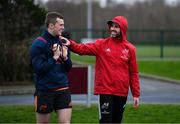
[42,30,60,45]
[44,30,58,39]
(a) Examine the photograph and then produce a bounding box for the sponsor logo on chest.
[120,48,129,60]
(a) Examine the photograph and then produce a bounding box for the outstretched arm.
[60,36,98,56]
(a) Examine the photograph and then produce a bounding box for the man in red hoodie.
[62,16,140,123]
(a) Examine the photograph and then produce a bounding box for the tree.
[0,0,46,43]
[0,0,47,83]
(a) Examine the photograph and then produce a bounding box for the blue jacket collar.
[42,30,60,44]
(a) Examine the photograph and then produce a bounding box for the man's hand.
[59,36,70,46]
[62,45,68,61]
[52,43,62,61]
[133,97,139,109]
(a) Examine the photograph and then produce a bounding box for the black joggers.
[99,94,127,123]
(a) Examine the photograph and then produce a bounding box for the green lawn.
[71,53,95,64]
[0,104,180,123]
[136,45,180,58]
[138,60,180,80]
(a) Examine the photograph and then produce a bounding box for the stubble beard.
[110,31,121,38]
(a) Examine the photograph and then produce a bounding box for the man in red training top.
[62,16,140,123]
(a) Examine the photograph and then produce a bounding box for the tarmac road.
[0,77,180,105]
[133,77,180,104]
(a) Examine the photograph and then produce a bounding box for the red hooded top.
[70,16,140,98]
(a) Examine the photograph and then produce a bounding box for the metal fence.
[67,29,180,59]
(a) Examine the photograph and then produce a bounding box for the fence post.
[160,30,164,59]
[87,65,92,107]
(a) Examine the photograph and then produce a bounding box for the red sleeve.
[69,40,100,56]
[129,46,140,97]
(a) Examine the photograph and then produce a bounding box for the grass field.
[136,45,180,58]
[138,60,180,80]
[0,104,180,123]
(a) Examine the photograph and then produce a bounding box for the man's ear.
[49,23,54,29]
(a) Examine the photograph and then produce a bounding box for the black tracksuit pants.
[99,94,127,123]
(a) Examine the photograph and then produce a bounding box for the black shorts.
[34,89,72,114]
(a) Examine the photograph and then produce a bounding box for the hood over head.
[107,16,128,41]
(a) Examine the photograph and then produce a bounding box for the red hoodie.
[70,16,140,98]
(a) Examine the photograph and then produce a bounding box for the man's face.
[109,22,121,38]
[50,18,64,36]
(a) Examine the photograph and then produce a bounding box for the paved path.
[136,77,180,104]
[0,77,180,105]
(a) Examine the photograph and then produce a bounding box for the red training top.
[70,16,140,98]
